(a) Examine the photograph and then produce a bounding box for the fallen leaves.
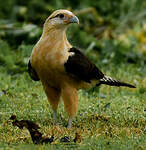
[10,115,54,144]
[9,115,82,144]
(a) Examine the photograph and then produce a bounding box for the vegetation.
[0,0,145,149]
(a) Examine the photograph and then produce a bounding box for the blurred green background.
[0,0,145,74]
[0,1,146,149]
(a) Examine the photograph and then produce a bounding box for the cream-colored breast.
[30,33,72,88]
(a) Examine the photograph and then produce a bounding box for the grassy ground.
[0,0,145,149]
[0,43,146,150]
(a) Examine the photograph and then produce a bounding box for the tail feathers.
[98,76,136,88]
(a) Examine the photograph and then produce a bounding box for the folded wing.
[64,47,104,83]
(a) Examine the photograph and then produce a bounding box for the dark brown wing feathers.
[64,47,104,83]
[64,47,135,88]
[28,60,40,81]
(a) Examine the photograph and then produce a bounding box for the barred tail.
[98,76,136,88]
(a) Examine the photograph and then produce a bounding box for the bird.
[28,9,136,128]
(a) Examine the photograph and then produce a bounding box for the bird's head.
[44,9,79,30]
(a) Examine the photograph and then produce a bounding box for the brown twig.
[10,115,54,144]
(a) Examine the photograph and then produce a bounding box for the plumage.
[28,60,40,81]
[64,47,104,83]
[98,76,136,88]
[28,9,135,128]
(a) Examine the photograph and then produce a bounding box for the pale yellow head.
[44,9,79,31]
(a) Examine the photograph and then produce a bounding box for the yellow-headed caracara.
[28,10,135,128]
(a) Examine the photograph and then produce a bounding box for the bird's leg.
[42,84,61,126]
[67,117,73,128]
[61,85,78,128]
[53,110,57,125]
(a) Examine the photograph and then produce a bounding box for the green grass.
[0,0,145,149]
[0,44,145,150]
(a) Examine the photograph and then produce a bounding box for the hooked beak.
[69,15,79,24]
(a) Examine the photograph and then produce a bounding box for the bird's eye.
[59,14,64,19]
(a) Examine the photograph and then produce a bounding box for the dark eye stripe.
[49,13,64,20]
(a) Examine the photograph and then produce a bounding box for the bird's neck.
[40,27,71,49]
